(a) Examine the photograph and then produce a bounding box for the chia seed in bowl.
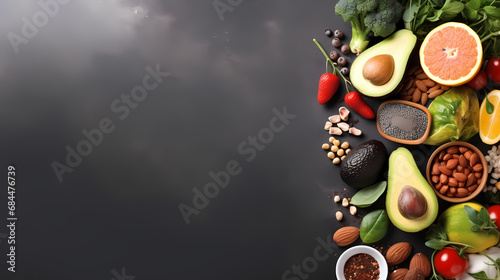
[379,102,428,141]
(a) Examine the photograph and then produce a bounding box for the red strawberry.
[344,91,375,119]
[317,73,340,104]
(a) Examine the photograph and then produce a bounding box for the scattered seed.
[334,195,341,203]
[334,140,341,147]
[346,148,351,154]
[322,143,330,150]
[329,115,341,123]
[331,145,339,153]
[342,198,349,207]
[341,44,350,54]
[327,151,335,159]
[329,137,336,143]
[337,57,347,67]
[333,158,341,165]
[324,121,333,130]
[337,122,350,132]
[325,28,333,37]
[341,155,346,161]
[341,142,350,149]
[329,127,343,135]
[349,206,357,215]
[338,149,345,157]
[336,211,343,221]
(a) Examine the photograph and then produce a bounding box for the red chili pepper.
[317,73,340,104]
[344,91,375,119]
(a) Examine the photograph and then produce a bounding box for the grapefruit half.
[419,22,482,86]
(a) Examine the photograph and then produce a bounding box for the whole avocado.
[340,139,387,188]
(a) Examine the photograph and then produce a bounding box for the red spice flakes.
[344,253,380,280]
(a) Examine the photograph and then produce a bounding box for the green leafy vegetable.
[468,271,495,280]
[360,209,389,243]
[486,94,495,114]
[423,86,480,145]
[464,205,500,234]
[334,0,404,54]
[350,181,387,208]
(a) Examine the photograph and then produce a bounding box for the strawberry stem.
[313,38,353,92]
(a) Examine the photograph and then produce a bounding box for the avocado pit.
[398,185,427,219]
[362,54,395,86]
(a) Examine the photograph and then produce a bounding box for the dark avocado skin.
[340,140,387,188]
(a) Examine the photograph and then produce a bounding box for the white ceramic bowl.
[335,245,388,280]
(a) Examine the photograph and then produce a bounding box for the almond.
[333,226,359,247]
[409,253,431,277]
[385,242,412,266]
[453,172,467,182]
[403,268,425,280]
[470,152,479,167]
[446,158,459,170]
[388,268,409,280]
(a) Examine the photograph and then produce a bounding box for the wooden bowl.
[426,141,487,203]
[376,100,431,145]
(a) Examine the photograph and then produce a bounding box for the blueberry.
[325,29,333,37]
[340,67,349,76]
[329,51,339,61]
[334,30,344,39]
[337,56,347,67]
[332,38,342,48]
[341,44,350,54]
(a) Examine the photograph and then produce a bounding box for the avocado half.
[350,29,417,98]
[386,147,438,232]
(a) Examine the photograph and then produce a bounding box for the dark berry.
[341,44,350,54]
[337,56,347,67]
[332,38,342,48]
[325,29,333,37]
[340,67,349,76]
[334,30,344,39]
[329,51,339,61]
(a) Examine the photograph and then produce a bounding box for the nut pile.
[397,65,450,105]
[484,144,500,193]
[325,28,351,75]
[322,138,351,165]
[430,145,484,198]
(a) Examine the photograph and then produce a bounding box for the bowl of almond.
[426,141,487,203]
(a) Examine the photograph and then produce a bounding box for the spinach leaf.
[425,224,448,241]
[360,209,389,244]
[468,271,495,280]
[350,181,387,208]
[464,205,499,234]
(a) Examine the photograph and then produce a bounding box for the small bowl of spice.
[426,141,487,203]
[377,100,431,145]
[336,245,388,280]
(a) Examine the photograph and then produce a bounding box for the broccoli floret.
[335,0,404,54]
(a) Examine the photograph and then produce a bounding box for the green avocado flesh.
[386,147,438,232]
[350,29,417,98]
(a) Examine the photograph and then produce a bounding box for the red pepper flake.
[343,253,380,280]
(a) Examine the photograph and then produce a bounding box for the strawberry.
[317,73,340,104]
[344,91,375,119]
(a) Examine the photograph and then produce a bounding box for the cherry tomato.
[434,247,468,279]
[488,205,500,228]
[467,71,488,90]
[486,57,500,84]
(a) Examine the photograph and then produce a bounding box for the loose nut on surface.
[349,205,357,215]
[342,198,349,207]
[329,127,343,135]
[333,158,341,165]
[329,115,341,123]
[349,127,362,136]
[337,122,350,132]
[322,143,330,150]
[340,142,349,149]
[327,152,335,159]
[345,148,351,154]
[334,195,341,203]
[336,211,343,221]
[324,121,332,130]
[329,136,335,143]
[331,145,339,153]
[339,107,350,121]
[333,140,341,147]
